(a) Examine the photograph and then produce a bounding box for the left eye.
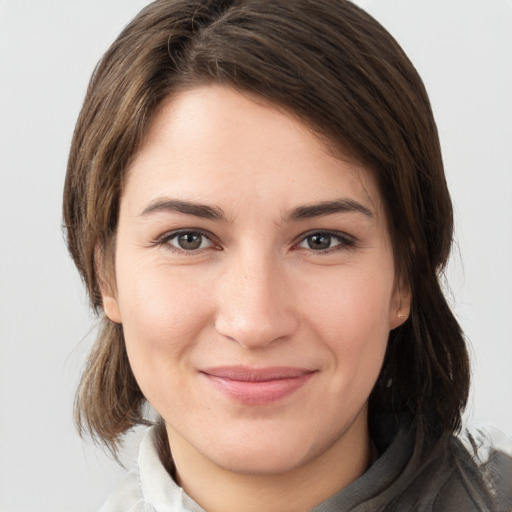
[165,231,213,251]
[298,232,352,251]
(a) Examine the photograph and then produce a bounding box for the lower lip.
[202,373,314,405]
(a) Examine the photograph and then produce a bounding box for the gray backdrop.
[1,1,511,510]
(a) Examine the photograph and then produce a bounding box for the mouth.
[200,366,316,405]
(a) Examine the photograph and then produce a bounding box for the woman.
[63,0,511,510]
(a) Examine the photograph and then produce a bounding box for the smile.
[200,366,316,405]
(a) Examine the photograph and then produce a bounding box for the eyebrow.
[140,198,226,220]
[139,197,373,222]
[288,198,374,220]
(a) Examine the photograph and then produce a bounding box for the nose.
[214,254,298,349]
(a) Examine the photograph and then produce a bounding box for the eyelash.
[153,229,356,255]
[295,230,356,254]
[154,229,218,254]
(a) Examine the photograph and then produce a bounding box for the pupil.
[308,234,331,250]
[178,233,202,250]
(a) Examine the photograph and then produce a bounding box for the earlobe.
[95,244,122,323]
[103,295,122,324]
[390,281,411,330]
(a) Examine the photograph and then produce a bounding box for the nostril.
[214,259,298,348]
[214,308,298,349]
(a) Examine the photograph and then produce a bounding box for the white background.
[0,1,511,510]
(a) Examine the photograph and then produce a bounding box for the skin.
[102,85,410,512]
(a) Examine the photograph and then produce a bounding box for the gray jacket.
[100,422,512,511]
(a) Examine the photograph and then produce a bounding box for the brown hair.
[63,0,469,455]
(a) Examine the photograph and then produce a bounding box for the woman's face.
[103,85,407,475]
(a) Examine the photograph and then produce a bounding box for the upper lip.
[200,366,315,382]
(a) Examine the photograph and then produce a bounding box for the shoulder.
[458,426,512,503]
[98,427,200,512]
[434,425,512,512]
[99,468,148,512]
[98,427,156,512]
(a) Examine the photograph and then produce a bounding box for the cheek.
[115,261,212,376]
[298,265,393,391]
[114,262,218,418]
[302,264,394,339]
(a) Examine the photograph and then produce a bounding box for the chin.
[197,421,341,476]
[209,442,312,475]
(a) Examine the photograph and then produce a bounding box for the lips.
[200,366,315,405]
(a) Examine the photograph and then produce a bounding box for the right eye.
[162,230,215,252]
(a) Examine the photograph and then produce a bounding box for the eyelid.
[154,228,220,252]
[293,229,356,252]
[152,228,356,255]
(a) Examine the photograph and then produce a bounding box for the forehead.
[123,85,383,222]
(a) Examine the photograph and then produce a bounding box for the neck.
[165,410,371,512]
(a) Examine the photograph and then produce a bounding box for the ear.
[95,245,122,324]
[389,278,411,330]
[102,294,122,324]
